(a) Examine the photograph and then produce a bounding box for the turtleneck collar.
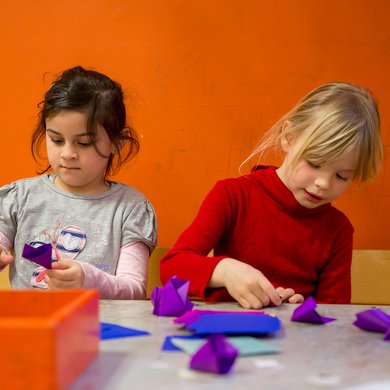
[251,165,331,216]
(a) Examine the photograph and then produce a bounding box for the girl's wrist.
[209,257,232,288]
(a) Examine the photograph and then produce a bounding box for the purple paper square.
[22,243,53,269]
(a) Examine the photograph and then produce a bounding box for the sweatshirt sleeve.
[0,232,12,271]
[315,217,354,304]
[81,241,149,299]
[160,181,232,300]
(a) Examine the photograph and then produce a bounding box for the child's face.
[45,110,114,194]
[277,146,357,209]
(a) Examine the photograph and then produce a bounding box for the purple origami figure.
[151,276,194,317]
[353,308,390,341]
[22,243,53,269]
[291,296,336,324]
[189,334,238,374]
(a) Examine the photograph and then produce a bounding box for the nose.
[60,143,78,160]
[314,173,330,190]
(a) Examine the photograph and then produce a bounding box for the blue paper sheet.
[186,313,281,335]
[161,334,204,350]
[100,322,150,340]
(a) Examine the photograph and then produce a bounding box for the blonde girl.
[160,82,382,309]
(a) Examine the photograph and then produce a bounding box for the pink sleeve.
[0,232,12,271]
[80,241,149,300]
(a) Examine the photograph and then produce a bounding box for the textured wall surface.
[0,1,389,248]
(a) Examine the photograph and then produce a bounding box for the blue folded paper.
[162,334,204,351]
[186,313,281,335]
[100,322,150,340]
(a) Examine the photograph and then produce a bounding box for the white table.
[71,301,390,390]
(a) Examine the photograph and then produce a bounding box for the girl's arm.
[160,181,281,307]
[0,232,13,270]
[160,182,232,300]
[46,241,149,299]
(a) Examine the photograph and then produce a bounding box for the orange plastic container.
[0,289,99,390]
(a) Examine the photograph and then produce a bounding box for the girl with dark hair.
[0,66,157,299]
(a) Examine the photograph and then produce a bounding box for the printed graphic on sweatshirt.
[30,223,87,289]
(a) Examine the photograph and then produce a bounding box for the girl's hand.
[45,259,85,289]
[276,287,304,304]
[0,245,14,267]
[209,258,282,309]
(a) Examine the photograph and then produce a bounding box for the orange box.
[0,289,99,390]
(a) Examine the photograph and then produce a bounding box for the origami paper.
[174,309,264,327]
[151,276,194,317]
[100,322,150,340]
[353,308,390,341]
[172,336,279,356]
[22,243,53,269]
[161,334,204,351]
[186,312,281,335]
[291,297,336,324]
[189,334,239,374]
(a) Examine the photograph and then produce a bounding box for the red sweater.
[160,166,353,304]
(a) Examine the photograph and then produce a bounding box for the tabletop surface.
[71,300,390,390]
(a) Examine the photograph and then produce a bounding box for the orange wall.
[0,0,389,249]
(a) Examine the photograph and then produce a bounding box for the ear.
[280,121,295,152]
[111,128,129,154]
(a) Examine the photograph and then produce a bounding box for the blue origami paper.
[151,276,194,317]
[353,308,390,341]
[291,297,336,324]
[100,322,150,340]
[22,243,53,269]
[189,334,238,374]
[186,312,281,335]
[174,309,264,327]
[161,334,204,351]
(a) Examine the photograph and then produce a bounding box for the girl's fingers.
[259,279,282,306]
[238,292,265,310]
[276,287,295,301]
[288,294,304,303]
[50,259,73,270]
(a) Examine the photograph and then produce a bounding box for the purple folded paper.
[189,334,238,374]
[22,243,53,269]
[291,297,336,324]
[151,276,194,317]
[353,308,390,341]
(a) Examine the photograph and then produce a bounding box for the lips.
[303,189,323,203]
[61,166,79,170]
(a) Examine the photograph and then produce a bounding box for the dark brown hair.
[31,66,139,177]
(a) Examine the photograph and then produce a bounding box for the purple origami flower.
[151,276,194,317]
[189,334,238,374]
[291,297,336,324]
[353,308,390,341]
